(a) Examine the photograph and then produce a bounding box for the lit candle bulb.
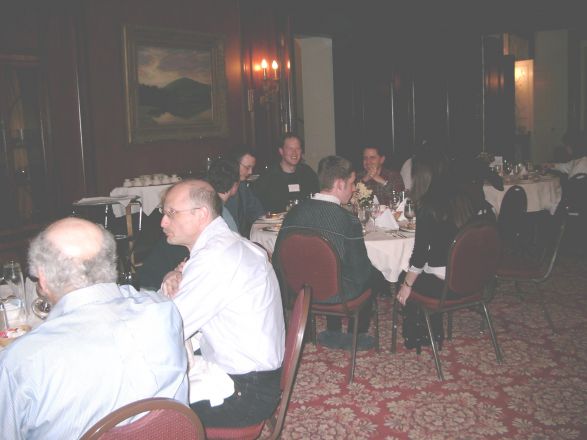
[261,58,268,80]
[271,60,279,79]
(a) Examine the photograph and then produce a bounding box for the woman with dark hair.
[396,146,476,306]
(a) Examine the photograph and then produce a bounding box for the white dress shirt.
[400,157,413,191]
[173,217,285,375]
[553,156,587,178]
[0,283,188,440]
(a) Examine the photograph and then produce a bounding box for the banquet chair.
[498,185,527,253]
[206,285,311,440]
[560,173,587,255]
[495,209,567,333]
[274,229,379,384]
[391,219,503,380]
[80,397,205,440]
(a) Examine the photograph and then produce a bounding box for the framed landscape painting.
[123,25,228,144]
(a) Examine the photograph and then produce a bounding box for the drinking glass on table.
[357,206,370,235]
[1,261,26,320]
[404,199,415,226]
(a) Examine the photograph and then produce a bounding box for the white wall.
[294,37,336,171]
[532,29,569,163]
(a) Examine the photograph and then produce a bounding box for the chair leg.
[447,312,453,340]
[349,312,360,384]
[423,310,444,380]
[481,303,503,364]
[391,297,399,353]
[373,297,380,352]
[537,287,556,334]
[311,313,317,345]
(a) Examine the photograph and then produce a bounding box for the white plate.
[399,226,416,233]
[258,213,286,223]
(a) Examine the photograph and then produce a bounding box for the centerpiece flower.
[352,182,374,208]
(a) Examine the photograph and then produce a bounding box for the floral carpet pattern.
[273,256,587,439]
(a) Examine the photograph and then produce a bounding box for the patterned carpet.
[273,255,587,439]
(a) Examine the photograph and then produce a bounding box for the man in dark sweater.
[253,133,319,213]
[274,155,374,349]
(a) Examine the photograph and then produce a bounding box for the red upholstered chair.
[205,286,312,440]
[495,210,567,333]
[274,229,379,384]
[391,219,503,380]
[80,397,205,440]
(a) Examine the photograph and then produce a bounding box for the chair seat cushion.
[496,254,544,279]
[205,421,264,439]
[409,290,482,310]
[312,289,372,313]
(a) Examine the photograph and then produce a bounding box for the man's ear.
[37,270,58,304]
[333,178,345,192]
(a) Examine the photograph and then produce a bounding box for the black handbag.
[401,301,444,353]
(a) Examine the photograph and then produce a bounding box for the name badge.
[288,184,300,192]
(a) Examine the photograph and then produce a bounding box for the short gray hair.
[164,179,222,219]
[28,223,118,299]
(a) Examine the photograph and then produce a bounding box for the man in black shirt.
[253,133,319,213]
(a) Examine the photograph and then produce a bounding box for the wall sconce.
[252,58,279,106]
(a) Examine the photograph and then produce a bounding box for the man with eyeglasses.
[159,179,285,429]
[137,159,241,290]
[225,146,265,237]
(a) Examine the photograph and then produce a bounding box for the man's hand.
[162,269,183,299]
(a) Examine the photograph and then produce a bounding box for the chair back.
[274,229,341,305]
[445,219,501,299]
[498,185,527,241]
[80,397,205,440]
[269,285,311,438]
[562,172,587,215]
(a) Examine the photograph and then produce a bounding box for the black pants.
[190,368,281,428]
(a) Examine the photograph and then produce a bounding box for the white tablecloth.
[250,221,415,283]
[483,176,561,216]
[110,184,172,217]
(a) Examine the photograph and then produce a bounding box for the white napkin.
[374,208,399,230]
[395,198,407,221]
[185,337,234,407]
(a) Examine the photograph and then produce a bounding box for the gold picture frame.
[122,25,229,144]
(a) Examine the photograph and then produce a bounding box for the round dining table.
[250,220,415,283]
[483,174,561,216]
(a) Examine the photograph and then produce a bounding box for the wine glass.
[32,295,52,320]
[357,206,370,234]
[404,199,415,227]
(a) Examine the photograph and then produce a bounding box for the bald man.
[0,218,188,440]
[159,180,285,429]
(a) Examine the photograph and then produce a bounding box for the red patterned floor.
[272,256,587,439]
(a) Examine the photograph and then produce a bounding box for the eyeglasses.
[158,206,202,219]
[239,162,254,171]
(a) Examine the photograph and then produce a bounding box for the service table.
[250,220,415,283]
[110,184,172,217]
[483,175,561,216]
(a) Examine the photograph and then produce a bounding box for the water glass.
[404,199,416,226]
[1,261,26,320]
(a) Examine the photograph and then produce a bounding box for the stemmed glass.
[357,206,371,235]
[404,199,415,227]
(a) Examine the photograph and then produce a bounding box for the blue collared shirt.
[0,283,188,440]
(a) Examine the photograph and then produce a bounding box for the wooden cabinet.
[0,55,53,264]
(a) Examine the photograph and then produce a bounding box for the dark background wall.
[1,0,584,261]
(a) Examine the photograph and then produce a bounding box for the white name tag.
[288,184,300,192]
